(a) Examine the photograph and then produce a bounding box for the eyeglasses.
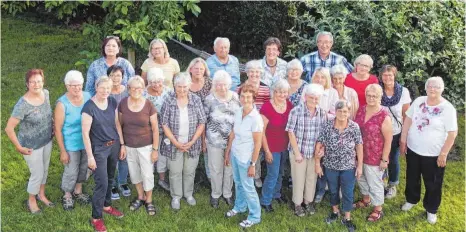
[129,87,144,91]
[358,63,372,69]
[67,84,83,88]
[28,81,43,85]
[426,85,441,90]
[317,40,332,46]
[366,94,379,99]
[149,81,163,86]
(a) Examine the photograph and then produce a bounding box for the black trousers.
[91,142,119,219]
[405,148,445,214]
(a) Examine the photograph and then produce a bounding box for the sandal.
[353,199,371,209]
[129,199,144,211]
[25,200,42,214]
[145,202,156,216]
[367,209,383,222]
[36,195,55,207]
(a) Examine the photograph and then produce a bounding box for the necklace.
[266,59,277,68]
[273,99,286,111]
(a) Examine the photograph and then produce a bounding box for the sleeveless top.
[57,91,92,151]
[354,106,389,166]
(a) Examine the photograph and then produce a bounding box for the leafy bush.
[287,1,465,110]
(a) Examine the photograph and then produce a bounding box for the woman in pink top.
[353,84,392,222]
[344,54,379,106]
[259,79,293,212]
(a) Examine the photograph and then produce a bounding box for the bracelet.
[88,157,94,160]
[120,143,125,146]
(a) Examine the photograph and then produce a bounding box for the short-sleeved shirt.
[85,57,135,96]
[338,86,359,120]
[237,83,271,111]
[204,92,241,149]
[81,97,119,146]
[57,91,92,151]
[11,89,53,149]
[320,88,339,115]
[206,54,241,91]
[118,97,157,148]
[261,57,288,87]
[141,58,180,88]
[160,92,207,159]
[190,78,212,102]
[344,73,379,106]
[354,106,389,166]
[383,87,411,135]
[406,96,458,157]
[300,51,353,82]
[289,80,308,107]
[260,100,293,152]
[231,107,264,164]
[144,86,171,133]
[285,103,327,159]
[317,119,363,170]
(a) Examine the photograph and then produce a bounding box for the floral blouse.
[317,118,363,170]
[288,80,308,107]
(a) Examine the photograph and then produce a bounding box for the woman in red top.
[344,54,379,106]
[353,84,392,222]
[259,79,293,212]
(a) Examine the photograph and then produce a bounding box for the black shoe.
[223,197,233,206]
[341,218,356,232]
[294,205,305,217]
[304,203,316,215]
[261,204,274,213]
[210,197,219,208]
[326,211,340,224]
[274,196,288,204]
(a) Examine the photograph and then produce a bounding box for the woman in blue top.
[5,69,54,214]
[54,70,92,210]
[85,36,135,96]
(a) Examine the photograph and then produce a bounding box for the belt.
[104,140,115,147]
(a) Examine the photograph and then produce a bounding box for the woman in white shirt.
[311,67,339,116]
[400,76,458,225]
[379,65,411,199]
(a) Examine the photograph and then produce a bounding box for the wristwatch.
[380,159,388,163]
[152,147,159,151]
[249,161,256,167]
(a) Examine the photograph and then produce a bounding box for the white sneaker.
[427,212,437,224]
[239,219,257,228]
[401,202,415,211]
[171,198,180,210]
[385,186,397,199]
[186,196,197,206]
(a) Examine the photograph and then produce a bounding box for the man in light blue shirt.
[206,37,241,91]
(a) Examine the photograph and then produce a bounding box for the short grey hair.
[127,75,145,88]
[95,76,112,89]
[173,72,192,87]
[302,83,324,98]
[271,78,291,97]
[316,31,334,43]
[214,37,230,47]
[365,84,383,97]
[147,67,165,83]
[354,54,373,68]
[331,64,349,77]
[212,70,232,88]
[64,70,84,85]
[425,76,445,92]
[245,60,264,73]
[335,100,351,111]
[286,59,304,73]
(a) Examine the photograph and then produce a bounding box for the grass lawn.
[1,17,465,232]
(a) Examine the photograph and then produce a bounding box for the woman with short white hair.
[119,76,158,216]
[144,67,172,192]
[286,83,328,216]
[331,65,359,119]
[55,70,92,210]
[160,72,207,210]
[400,76,458,224]
[287,59,308,107]
[344,54,379,106]
[260,79,293,212]
[204,70,241,208]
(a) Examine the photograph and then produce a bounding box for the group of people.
[5,32,458,232]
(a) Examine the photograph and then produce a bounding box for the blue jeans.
[315,165,327,198]
[114,158,129,187]
[388,133,401,185]
[231,155,261,224]
[261,151,286,205]
[325,167,356,213]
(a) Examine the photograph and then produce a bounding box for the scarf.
[381,82,402,107]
